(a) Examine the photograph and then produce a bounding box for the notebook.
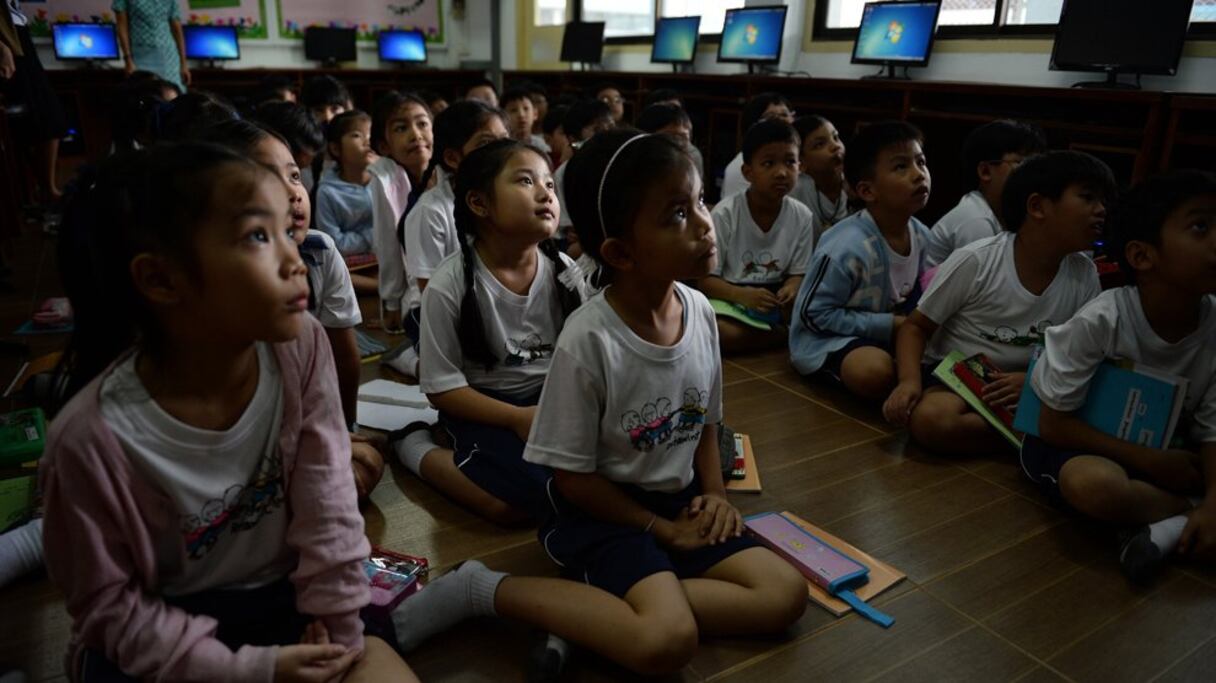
[932,351,1022,449]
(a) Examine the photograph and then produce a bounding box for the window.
[824,0,997,28]
[535,0,568,27]
[581,0,655,37]
[659,0,746,34]
[1006,0,1216,25]
[1198,0,1216,22]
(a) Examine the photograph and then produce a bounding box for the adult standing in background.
[1,0,68,205]
[113,0,190,92]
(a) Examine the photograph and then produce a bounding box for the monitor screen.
[652,16,701,64]
[1051,0,1193,75]
[718,6,788,64]
[183,25,240,61]
[379,29,427,63]
[852,1,941,66]
[304,27,358,63]
[560,22,606,63]
[51,23,120,61]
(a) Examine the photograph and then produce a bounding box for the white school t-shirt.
[1031,288,1216,444]
[554,162,573,230]
[720,152,748,200]
[886,229,921,307]
[301,230,363,329]
[709,192,815,286]
[789,173,851,242]
[403,168,460,310]
[925,191,1001,267]
[920,233,1100,370]
[98,343,294,596]
[420,248,586,400]
[524,283,723,493]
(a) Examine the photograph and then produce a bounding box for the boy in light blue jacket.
[790,121,932,401]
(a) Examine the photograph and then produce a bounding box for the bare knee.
[759,563,809,630]
[1059,462,1127,518]
[626,614,699,676]
[842,353,896,401]
[907,399,964,453]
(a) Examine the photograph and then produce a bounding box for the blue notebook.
[1014,356,1188,449]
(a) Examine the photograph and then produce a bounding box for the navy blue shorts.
[539,480,760,598]
[920,363,945,390]
[441,389,552,519]
[1020,434,1083,509]
[404,306,422,348]
[820,337,890,383]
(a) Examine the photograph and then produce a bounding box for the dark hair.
[466,78,498,98]
[792,114,831,143]
[642,88,682,109]
[371,90,432,151]
[325,109,372,146]
[563,99,613,142]
[742,92,791,131]
[300,75,352,110]
[195,118,288,157]
[565,129,693,274]
[1106,170,1216,281]
[1000,151,1117,233]
[636,103,691,135]
[111,77,173,151]
[57,144,267,399]
[500,86,533,109]
[252,101,325,158]
[155,91,239,142]
[450,138,581,370]
[961,120,1048,191]
[742,119,800,164]
[251,75,297,108]
[843,120,923,188]
[418,99,507,189]
[593,82,621,98]
[416,89,447,109]
[522,81,548,98]
[542,104,569,135]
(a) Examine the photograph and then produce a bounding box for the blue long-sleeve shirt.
[315,168,374,256]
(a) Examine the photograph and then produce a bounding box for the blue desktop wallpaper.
[653,16,699,62]
[184,27,240,60]
[719,8,785,61]
[380,31,427,62]
[854,3,938,62]
[52,24,119,60]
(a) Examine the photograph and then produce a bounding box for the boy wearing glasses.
[925,120,1047,267]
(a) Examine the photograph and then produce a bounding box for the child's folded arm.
[894,310,937,386]
[551,468,662,532]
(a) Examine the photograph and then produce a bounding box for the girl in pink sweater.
[42,142,415,682]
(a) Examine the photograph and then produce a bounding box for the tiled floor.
[1,226,1215,682]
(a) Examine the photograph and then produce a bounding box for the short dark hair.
[522,81,548,98]
[1106,170,1216,280]
[1000,151,1117,233]
[843,120,923,188]
[300,75,351,109]
[742,119,800,164]
[542,105,570,135]
[563,99,613,141]
[961,119,1047,191]
[467,78,498,97]
[642,88,682,109]
[326,109,372,147]
[593,82,622,97]
[500,86,533,108]
[155,91,238,141]
[251,75,296,108]
[636,103,691,135]
[792,115,831,142]
[742,92,791,131]
[417,89,447,108]
[251,101,325,157]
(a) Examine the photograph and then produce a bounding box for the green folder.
[709,298,773,331]
[932,351,1022,449]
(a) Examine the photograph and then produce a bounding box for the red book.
[951,354,1015,431]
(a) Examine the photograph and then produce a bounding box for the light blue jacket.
[789,209,932,375]
[315,168,374,256]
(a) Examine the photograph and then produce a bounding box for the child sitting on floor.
[315,110,377,258]
[501,86,549,153]
[790,114,853,241]
[789,121,933,402]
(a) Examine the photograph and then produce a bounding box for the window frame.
[568,0,732,46]
[812,0,1216,41]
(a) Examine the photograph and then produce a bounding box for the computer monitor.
[378,29,428,64]
[652,16,701,65]
[717,6,787,65]
[1051,0,1193,88]
[560,22,606,64]
[304,27,357,65]
[51,23,120,61]
[183,25,240,61]
[851,0,941,77]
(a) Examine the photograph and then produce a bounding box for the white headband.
[596,134,651,239]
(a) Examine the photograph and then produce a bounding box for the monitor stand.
[862,63,910,80]
[197,60,223,70]
[1071,69,1141,90]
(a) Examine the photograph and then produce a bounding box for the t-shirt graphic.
[181,449,285,560]
[741,251,783,281]
[504,334,555,367]
[980,320,1053,348]
[621,387,710,452]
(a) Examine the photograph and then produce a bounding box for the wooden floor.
[1,225,1216,682]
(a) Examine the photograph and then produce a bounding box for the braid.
[400,157,441,249]
[455,231,497,371]
[539,237,581,320]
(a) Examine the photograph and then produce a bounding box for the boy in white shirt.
[501,86,549,153]
[883,151,1115,455]
[790,115,852,241]
[1021,170,1216,582]
[925,120,1046,267]
[720,93,794,201]
[700,120,814,353]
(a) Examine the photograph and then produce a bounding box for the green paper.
[709,298,773,331]
[932,351,1022,449]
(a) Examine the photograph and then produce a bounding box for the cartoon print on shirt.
[504,333,554,367]
[979,319,1053,347]
[678,388,708,430]
[757,251,781,275]
[622,390,711,451]
[180,449,285,560]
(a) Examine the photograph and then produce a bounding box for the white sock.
[1148,514,1188,553]
[394,429,439,477]
[385,346,419,378]
[390,560,507,651]
[0,519,43,588]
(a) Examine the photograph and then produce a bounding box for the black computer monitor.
[304,27,357,65]
[51,23,120,61]
[1051,0,1194,88]
[717,6,787,65]
[183,25,240,62]
[851,1,941,78]
[378,29,428,64]
[560,22,605,64]
[652,16,701,65]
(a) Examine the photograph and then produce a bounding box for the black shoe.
[1118,526,1164,584]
